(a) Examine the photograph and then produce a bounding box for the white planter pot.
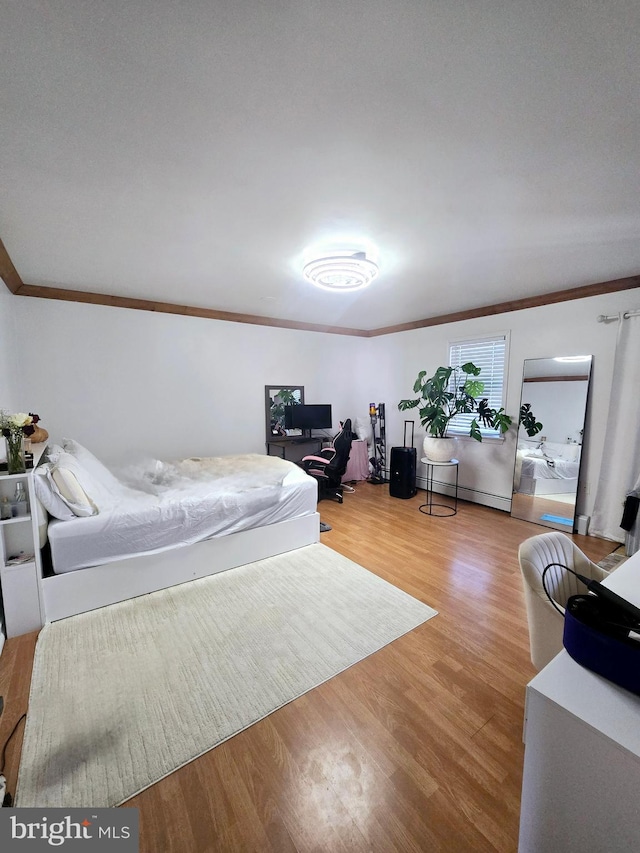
[423,435,457,463]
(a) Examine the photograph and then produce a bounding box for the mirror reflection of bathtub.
[511,356,592,532]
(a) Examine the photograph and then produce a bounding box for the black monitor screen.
[284,404,332,430]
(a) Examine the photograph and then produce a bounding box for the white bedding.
[520,456,580,481]
[514,443,582,492]
[47,454,317,574]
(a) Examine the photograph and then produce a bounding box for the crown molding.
[0,237,24,294]
[368,276,640,336]
[1,238,638,336]
[15,283,370,337]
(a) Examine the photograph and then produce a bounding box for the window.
[448,334,508,438]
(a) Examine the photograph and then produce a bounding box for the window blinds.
[448,336,507,437]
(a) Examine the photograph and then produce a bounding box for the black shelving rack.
[368,402,386,484]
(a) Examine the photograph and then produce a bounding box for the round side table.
[419,458,459,517]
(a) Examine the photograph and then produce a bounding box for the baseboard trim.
[415,475,511,513]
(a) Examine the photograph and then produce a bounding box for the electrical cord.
[541,562,640,632]
[0,712,27,807]
[0,713,26,775]
[541,562,580,616]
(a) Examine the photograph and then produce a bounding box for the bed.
[34,441,320,623]
[514,442,582,496]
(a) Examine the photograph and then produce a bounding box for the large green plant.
[398,363,513,441]
[519,403,544,437]
[271,388,301,424]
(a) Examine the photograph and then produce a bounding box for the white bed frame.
[518,476,578,497]
[40,511,320,623]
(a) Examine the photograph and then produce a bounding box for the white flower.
[8,413,32,429]
[0,410,39,436]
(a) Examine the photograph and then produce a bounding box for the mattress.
[47,458,317,574]
[520,456,580,481]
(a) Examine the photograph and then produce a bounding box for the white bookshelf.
[0,443,48,638]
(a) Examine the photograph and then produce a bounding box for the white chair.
[518,531,609,670]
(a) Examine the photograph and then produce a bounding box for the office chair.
[518,531,609,670]
[301,419,354,503]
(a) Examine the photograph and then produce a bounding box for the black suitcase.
[389,421,417,499]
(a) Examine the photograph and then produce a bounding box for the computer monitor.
[284,404,332,431]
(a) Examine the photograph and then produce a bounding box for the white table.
[518,549,640,852]
[419,458,459,516]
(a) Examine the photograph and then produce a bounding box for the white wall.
[0,288,23,652]
[522,380,589,445]
[2,286,639,520]
[0,289,20,652]
[372,289,640,517]
[0,288,21,411]
[7,296,373,466]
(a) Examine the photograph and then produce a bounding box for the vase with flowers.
[0,412,41,474]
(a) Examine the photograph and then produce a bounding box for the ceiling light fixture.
[302,250,379,292]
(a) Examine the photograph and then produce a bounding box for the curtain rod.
[597,309,640,322]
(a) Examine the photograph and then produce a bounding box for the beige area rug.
[597,551,629,572]
[16,543,437,808]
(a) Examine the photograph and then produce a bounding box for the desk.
[266,438,322,464]
[519,550,640,852]
[342,440,370,482]
[419,458,458,517]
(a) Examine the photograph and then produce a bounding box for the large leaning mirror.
[511,356,592,531]
[265,385,304,440]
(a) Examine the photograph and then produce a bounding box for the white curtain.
[591,312,640,547]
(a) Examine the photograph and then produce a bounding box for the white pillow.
[544,442,581,463]
[50,451,100,517]
[354,416,373,445]
[62,438,123,495]
[33,465,76,521]
[45,444,66,463]
[563,445,581,463]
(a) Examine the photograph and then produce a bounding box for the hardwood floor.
[510,491,577,528]
[0,486,616,851]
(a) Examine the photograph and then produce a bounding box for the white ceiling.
[1,1,639,331]
[523,355,592,379]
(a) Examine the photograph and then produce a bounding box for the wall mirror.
[265,386,304,440]
[511,356,592,531]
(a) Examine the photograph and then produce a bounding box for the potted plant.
[398,363,514,462]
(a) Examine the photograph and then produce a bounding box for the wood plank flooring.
[0,486,616,851]
[510,491,577,528]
